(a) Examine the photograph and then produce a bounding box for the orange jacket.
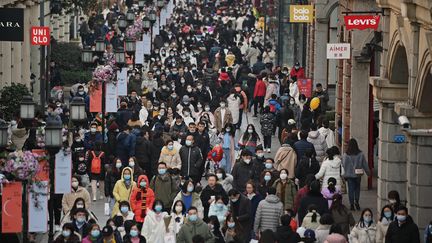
[130,175,155,223]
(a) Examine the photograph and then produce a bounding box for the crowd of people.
[1,0,429,243]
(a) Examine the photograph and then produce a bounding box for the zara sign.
[0,8,24,42]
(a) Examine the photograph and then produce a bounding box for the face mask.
[117,226,125,232]
[264,175,271,181]
[226,128,231,132]
[188,214,198,222]
[396,215,406,222]
[208,224,214,230]
[76,217,86,223]
[91,229,100,238]
[167,145,174,150]
[384,211,392,218]
[265,163,273,169]
[197,104,202,108]
[231,198,238,203]
[175,205,183,213]
[290,100,295,105]
[184,112,190,117]
[187,88,193,93]
[216,203,224,209]
[363,216,372,223]
[124,175,131,180]
[71,181,79,188]
[79,157,85,161]
[220,103,226,108]
[116,163,122,169]
[130,229,139,237]
[75,138,81,142]
[243,159,251,164]
[205,107,211,111]
[162,85,167,89]
[185,140,192,146]
[171,94,177,98]
[248,129,253,133]
[158,168,166,175]
[389,199,397,204]
[90,128,97,133]
[78,91,85,95]
[62,230,71,238]
[197,85,202,89]
[228,222,235,228]
[257,153,264,158]
[76,204,84,209]
[140,181,146,188]
[216,173,223,179]
[180,79,185,84]
[280,173,288,180]
[129,162,135,167]
[110,225,116,231]
[155,205,163,212]
[187,186,194,192]
[121,206,129,214]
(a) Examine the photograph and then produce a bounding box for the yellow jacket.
[225,54,236,67]
[111,167,136,216]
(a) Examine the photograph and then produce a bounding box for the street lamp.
[126,10,135,23]
[115,47,126,66]
[70,97,86,122]
[81,47,94,63]
[149,9,157,25]
[125,39,136,54]
[20,95,36,120]
[0,123,8,148]
[156,0,165,10]
[44,122,63,148]
[138,0,145,10]
[95,38,106,53]
[117,15,128,32]
[142,16,151,32]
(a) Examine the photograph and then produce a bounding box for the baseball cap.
[102,225,113,236]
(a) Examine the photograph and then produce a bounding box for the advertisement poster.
[89,83,103,112]
[117,68,128,96]
[32,149,49,181]
[135,41,144,64]
[54,151,72,194]
[143,33,152,55]
[105,82,118,112]
[28,181,48,232]
[2,182,22,233]
[297,78,313,98]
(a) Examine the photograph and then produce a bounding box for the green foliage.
[61,70,92,86]
[51,42,83,71]
[0,83,30,120]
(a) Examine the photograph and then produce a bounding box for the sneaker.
[355,202,361,210]
[267,148,271,153]
[93,197,97,201]
[350,204,355,211]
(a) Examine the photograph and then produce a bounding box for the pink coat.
[321,187,341,208]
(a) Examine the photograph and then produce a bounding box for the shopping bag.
[104,202,110,216]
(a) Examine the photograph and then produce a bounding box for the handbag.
[355,168,364,175]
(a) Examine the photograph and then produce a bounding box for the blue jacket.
[268,99,281,112]
[116,132,135,163]
[83,131,102,150]
[293,139,316,164]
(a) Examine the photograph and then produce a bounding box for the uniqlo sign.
[30,26,50,45]
[326,43,351,59]
[344,15,380,30]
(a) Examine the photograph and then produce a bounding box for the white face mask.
[248,129,253,133]
[280,173,288,180]
[175,205,183,213]
[205,107,211,111]
[90,128,97,133]
[243,159,251,164]
[129,162,135,167]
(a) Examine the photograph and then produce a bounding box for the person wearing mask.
[238,124,261,154]
[274,142,297,180]
[62,175,91,215]
[127,156,144,182]
[100,225,121,243]
[273,169,297,211]
[315,214,335,243]
[298,180,330,226]
[116,201,135,222]
[253,145,267,176]
[275,214,301,243]
[260,106,276,153]
[179,135,203,183]
[214,100,233,133]
[278,100,295,141]
[177,207,215,243]
[289,62,305,80]
[257,170,277,205]
[141,200,169,242]
[296,149,320,188]
[224,213,245,243]
[219,123,237,173]
[318,119,336,148]
[123,220,146,242]
[312,83,329,115]
[87,141,105,202]
[315,146,344,191]
[150,162,178,212]
[385,206,420,243]
[301,205,322,230]
[200,174,229,221]
[231,150,256,192]
[208,195,229,225]
[294,130,316,165]
[228,189,252,242]
[116,126,135,165]
[387,190,403,214]
[342,138,370,211]
[60,197,98,228]
[46,103,62,125]
[169,200,187,237]
[82,224,102,243]
[207,215,225,243]
[215,168,234,193]
[105,158,123,214]
[130,175,155,227]
[254,187,284,238]
[226,89,242,128]
[307,124,328,163]
[253,75,267,117]
[159,139,182,170]
[330,194,355,238]
[83,122,103,150]
[195,121,210,160]
[112,167,136,216]
[71,208,90,238]
[376,205,394,243]
[172,180,204,218]
[349,208,377,243]
[54,223,81,243]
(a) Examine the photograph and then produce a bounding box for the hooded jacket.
[307,130,328,163]
[350,222,377,243]
[273,178,297,210]
[61,186,91,214]
[112,167,136,216]
[130,175,155,223]
[254,194,284,233]
[315,156,344,189]
[11,127,27,151]
[176,217,215,243]
[141,210,169,243]
[318,127,336,148]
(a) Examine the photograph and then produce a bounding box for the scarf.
[140,188,147,218]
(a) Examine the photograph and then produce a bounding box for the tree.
[0,84,31,120]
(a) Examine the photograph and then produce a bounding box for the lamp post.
[45,122,63,242]
[156,0,165,23]
[126,9,135,24]
[70,97,87,123]
[81,47,94,64]
[149,9,157,51]
[117,15,128,33]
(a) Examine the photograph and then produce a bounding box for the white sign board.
[55,150,72,194]
[105,82,118,112]
[117,68,128,96]
[326,43,351,59]
[28,181,48,232]
[143,33,152,55]
[135,40,144,64]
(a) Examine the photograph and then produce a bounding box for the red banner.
[2,182,23,233]
[344,15,380,30]
[90,83,103,113]
[297,78,313,98]
[32,149,49,182]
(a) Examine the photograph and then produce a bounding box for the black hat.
[102,226,113,236]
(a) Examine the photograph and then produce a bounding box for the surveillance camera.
[398,116,411,129]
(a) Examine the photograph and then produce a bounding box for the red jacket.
[130,175,155,223]
[290,67,305,79]
[293,186,309,214]
[254,79,267,98]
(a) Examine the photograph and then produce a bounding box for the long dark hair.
[326,146,340,160]
[379,205,395,221]
[308,205,318,223]
[330,194,348,214]
[327,177,337,193]
[358,208,373,228]
[243,124,259,142]
[346,138,361,155]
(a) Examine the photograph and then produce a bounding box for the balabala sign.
[289,5,314,23]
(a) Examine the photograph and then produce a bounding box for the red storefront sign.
[30,26,50,45]
[344,15,380,30]
[297,79,313,98]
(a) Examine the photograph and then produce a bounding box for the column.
[64,14,70,41]
[22,2,34,89]
[58,14,65,41]
[30,1,41,102]
[0,42,12,89]
[52,14,60,40]
[314,19,329,88]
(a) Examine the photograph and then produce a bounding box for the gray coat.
[342,152,370,179]
[254,195,284,233]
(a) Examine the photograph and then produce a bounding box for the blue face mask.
[363,216,372,223]
[76,217,86,224]
[91,229,100,238]
[265,163,273,169]
[140,181,146,188]
[189,214,198,222]
[62,230,71,238]
[121,206,129,214]
[130,229,139,237]
[384,211,392,218]
[155,205,163,212]
[397,215,406,222]
[228,222,235,228]
[124,174,131,180]
[264,175,271,181]
[158,169,166,175]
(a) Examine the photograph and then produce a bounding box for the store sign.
[297,79,313,98]
[327,43,351,59]
[31,26,51,45]
[0,8,24,42]
[344,15,380,30]
[289,5,314,23]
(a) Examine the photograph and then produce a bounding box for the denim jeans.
[222,148,232,173]
[346,177,361,205]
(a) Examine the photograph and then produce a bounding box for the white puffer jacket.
[307,130,328,163]
[349,223,377,243]
[315,156,344,189]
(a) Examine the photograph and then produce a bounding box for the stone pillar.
[30,1,41,102]
[22,1,34,89]
[52,14,60,40]
[64,14,70,41]
[58,14,65,41]
[0,42,12,89]
[314,19,329,88]
[11,42,22,84]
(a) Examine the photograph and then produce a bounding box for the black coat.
[104,169,121,198]
[298,191,330,226]
[385,216,420,243]
[232,160,255,192]
[229,195,252,243]
[200,184,228,220]
[179,145,203,179]
[295,156,320,188]
[135,136,155,176]
[275,225,301,243]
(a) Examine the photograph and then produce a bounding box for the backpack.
[269,103,277,113]
[90,151,104,174]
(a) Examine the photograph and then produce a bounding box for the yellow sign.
[290,5,314,23]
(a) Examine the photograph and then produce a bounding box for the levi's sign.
[327,43,351,59]
[344,15,380,30]
[289,5,314,23]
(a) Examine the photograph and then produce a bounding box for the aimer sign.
[289,5,314,23]
[327,43,351,59]
[31,27,51,46]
